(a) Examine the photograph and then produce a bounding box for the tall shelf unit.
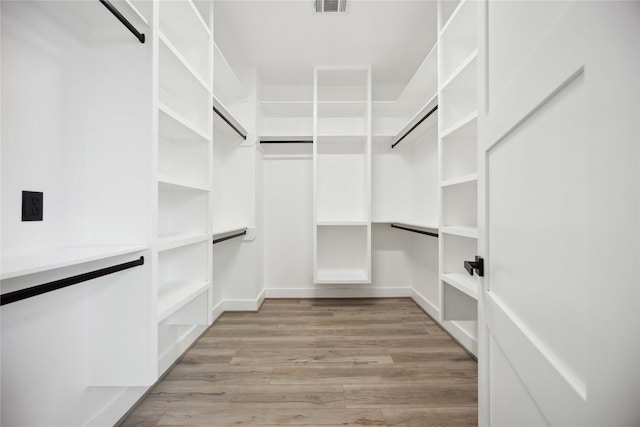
[155,0,213,375]
[438,0,479,323]
[313,67,372,284]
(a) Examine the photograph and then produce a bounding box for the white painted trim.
[410,288,440,320]
[264,287,411,299]
[210,300,225,323]
[157,324,207,376]
[445,320,478,356]
[224,289,266,311]
[410,288,477,356]
[88,387,147,427]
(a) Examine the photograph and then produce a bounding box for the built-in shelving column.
[155,0,213,375]
[313,67,372,284]
[438,0,479,337]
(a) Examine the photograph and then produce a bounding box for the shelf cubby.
[158,38,210,138]
[157,240,209,318]
[316,225,370,284]
[439,0,477,80]
[442,280,478,321]
[442,180,477,228]
[441,115,477,181]
[317,69,369,102]
[158,0,211,88]
[316,150,367,222]
[158,184,209,238]
[213,43,247,104]
[439,57,477,131]
[441,233,478,277]
[158,114,210,189]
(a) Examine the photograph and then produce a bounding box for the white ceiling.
[214,0,437,88]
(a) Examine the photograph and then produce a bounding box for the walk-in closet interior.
[2,0,639,426]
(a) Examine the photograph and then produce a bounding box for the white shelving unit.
[371,45,439,228]
[313,67,372,284]
[1,1,155,424]
[438,0,479,326]
[155,0,213,376]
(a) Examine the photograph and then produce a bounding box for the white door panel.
[479,1,639,426]
[489,335,549,427]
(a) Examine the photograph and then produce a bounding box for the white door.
[477,1,639,426]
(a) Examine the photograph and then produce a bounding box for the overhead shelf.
[212,94,248,140]
[260,101,313,118]
[391,93,438,148]
[213,43,247,103]
[1,245,146,280]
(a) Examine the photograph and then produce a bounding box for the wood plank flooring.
[120,298,477,426]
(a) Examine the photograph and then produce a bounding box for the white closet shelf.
[439,0,476,38]
[441,226,478,239]
[157,233,210,252]
[317,101,368,117]
[260,101,313,118]
[392,93,438,147]
[441,111,478,138]
[160,0,211,39]
[442,273,478,300]
[1,245,146,280]
[212,226,248,239]
[393,43,438,115]
[213,43,247,103]
[440,49,478,91]
[316,268,369,284]
[159,33,211,93]
[441,173,478,187]
[157,280,209,322]
[158,174,209,192]
[158,103,210,141]
[212,94,248,140]
[317,220,369,226]
[382,221,439,231]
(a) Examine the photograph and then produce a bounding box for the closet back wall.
[263,157,414,297]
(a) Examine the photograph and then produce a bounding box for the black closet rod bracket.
[213,105,247,140]
[391,104,438,149]
[390,223,439,238]
[213,230,247,245]
[0,256,145,306]
[99,0,145,43]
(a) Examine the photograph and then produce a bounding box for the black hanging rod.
[213,105,247,140]
[213,230,247,245]
[0,256,144,306]
[392,104,438,149]
[390,224,439,238]
[99,0,145,43]
[260,140,313,144]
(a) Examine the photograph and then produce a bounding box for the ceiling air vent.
[315,0,347,13]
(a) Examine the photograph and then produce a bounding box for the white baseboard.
[410,288,440,320]
[264,287,411,298]
[224,289,266,311]
[445,320,478,356]
[410,289,477,357]
[210,300,225,323]
[89,387,147,427]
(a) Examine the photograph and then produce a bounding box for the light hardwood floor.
[121,298,477,426]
